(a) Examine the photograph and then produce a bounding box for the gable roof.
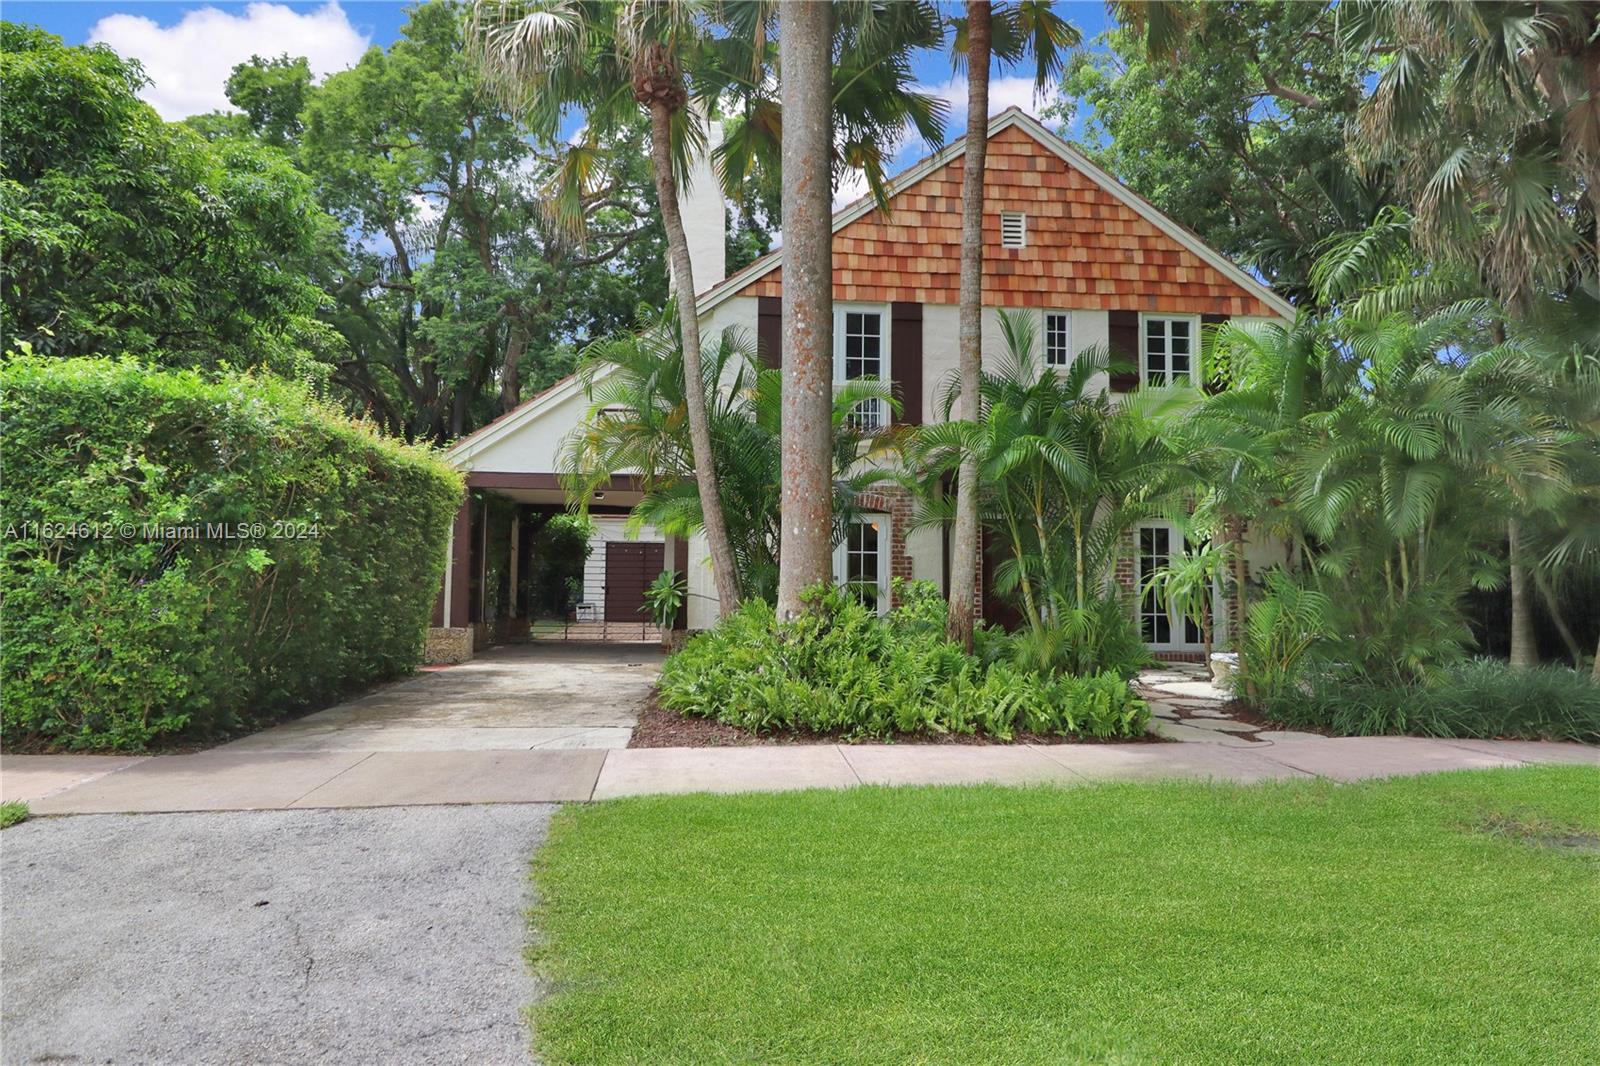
[697,107,1294,321]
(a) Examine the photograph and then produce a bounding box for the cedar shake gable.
[698,109,1291,320]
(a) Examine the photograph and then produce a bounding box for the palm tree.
[945,0,1079,649]
[711,1,948,213]
[909,310,1188,673]
[470,0,744,617]
[563,304,897,602]
[1341,0,1599,314]
[774,0,835,620]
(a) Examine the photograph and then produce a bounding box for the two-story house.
[431,108,1293,662]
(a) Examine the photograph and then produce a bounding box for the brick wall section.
[739,125,1276,317]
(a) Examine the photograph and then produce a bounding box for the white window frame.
[1133,520,1213,651]
[833,513,891,615]
[834,303,892,430]
[1043,310,1073,368]
[1140,313,1200,387]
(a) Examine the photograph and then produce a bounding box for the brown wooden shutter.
[757,296,782,369]
[891,302,922,426]
[1200,312,1228,395]
[1107,309,1140,392]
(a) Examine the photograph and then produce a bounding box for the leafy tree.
[303,0,663,440]
[1059,1,1390,304]
[225,54,314,147]
[0,23,336,377]
[909,310,1187,676]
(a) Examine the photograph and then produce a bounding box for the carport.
[428,376,695,663]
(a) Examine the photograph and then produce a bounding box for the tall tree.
[471,0,743,617]
[946,0,1078,648]
[775,0,836,619]
[1063,1,1386,304]
[946,0,993,650]
[0,24,336,378]
[1343,0,1599,313]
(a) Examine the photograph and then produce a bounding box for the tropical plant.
[1341,0,1599,314]
[644,569,686,643]
[909,309,1187,675]
[470,0,743,616]
[659,583,1149,741]
[563,303,897,603]
[1143,530,1227,659]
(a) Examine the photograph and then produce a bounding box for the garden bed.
[630,689,1168,748]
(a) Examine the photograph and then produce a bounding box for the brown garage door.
[604,541,664,622]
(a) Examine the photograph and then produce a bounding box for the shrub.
[1,357,461,750]
[1260,658,1600,741]
[658,581,1148,741]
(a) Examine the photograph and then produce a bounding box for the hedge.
[1,357,462,750]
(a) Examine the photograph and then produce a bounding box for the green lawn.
[529,767,1600,1065]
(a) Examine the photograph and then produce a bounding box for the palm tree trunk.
[774,0,835,620]
[647,102,742,616]
[1508,518,1536,668]
[1533,570,1583,667]
[947,0,991,650]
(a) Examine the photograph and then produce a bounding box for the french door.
[1134,522,1207,651]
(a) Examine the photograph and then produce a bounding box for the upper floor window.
[1044,312,1071,367]
[1143,315,1197,386]
[838,308,888,430]
[1000,212,1026,249]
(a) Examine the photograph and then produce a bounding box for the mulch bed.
[628,689,1170,748]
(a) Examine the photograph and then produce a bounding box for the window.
[838,308,888,430]
[1044,312,1072,367]
[835,516,889,613]
[1000,212,1026,249]
[1142,315,1196,386]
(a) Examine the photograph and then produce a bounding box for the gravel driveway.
[1,805,552,1065]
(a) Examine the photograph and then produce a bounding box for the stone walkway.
[1136,662,1321,745]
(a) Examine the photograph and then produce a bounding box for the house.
[427,108,1293,663]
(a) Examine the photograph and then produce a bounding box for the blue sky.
[12,3,1112,117]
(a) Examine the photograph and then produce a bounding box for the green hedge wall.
[1,357,463,750]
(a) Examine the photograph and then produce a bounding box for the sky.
[11,3,1112,127]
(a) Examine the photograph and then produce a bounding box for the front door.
[1134,523,1206,651]
[604,541,664,622]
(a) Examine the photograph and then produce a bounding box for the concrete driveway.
[1,804,551,1065]
[224,642,663,753]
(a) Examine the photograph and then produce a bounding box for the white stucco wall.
[685,530,718,630]
[452,379,589,475]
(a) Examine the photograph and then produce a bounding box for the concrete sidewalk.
[5,736,1595,814]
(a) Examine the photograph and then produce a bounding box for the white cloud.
[924,74,1062,126]
[88,2,369,120]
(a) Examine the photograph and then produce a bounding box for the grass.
[529,767,1600,1065]
[0,801,29,828]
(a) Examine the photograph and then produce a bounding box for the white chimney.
[678,118,726,297]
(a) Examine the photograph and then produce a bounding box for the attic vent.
[1000,212,1026,249]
